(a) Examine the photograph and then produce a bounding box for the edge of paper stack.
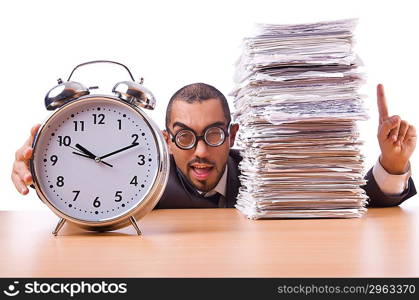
[232,19,369,219]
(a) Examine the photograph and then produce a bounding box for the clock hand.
[100,143,139,160]
[72,151,90,158]
[61,141,107,163]
[72,151,113,168]
[74,143,114,167]
[75,143,97,158]
[67,144,84,154]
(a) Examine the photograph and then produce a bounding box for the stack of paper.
[232,19,369,219]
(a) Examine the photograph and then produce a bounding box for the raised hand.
[377,84,416,174]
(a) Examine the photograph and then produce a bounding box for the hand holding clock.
[11,124,41,194]
[10,61,166,234]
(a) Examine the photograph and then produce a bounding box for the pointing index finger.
[377,84,389,123]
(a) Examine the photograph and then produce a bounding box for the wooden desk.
[1,206,419,277]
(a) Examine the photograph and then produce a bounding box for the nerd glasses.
[166,124,230,150]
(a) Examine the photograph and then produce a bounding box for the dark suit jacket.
[156,149,417,209]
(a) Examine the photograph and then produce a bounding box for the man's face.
[164,98,238,192]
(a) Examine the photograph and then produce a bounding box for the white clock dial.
[32,97,160,222]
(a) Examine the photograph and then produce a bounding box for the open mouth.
[190,164,214,180]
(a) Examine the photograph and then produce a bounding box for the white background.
[1,0,417,210]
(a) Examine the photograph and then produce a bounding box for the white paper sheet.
[232,19,368,219]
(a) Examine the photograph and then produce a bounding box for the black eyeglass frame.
[166,123,231,150]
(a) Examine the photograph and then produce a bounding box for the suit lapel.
[225,154,241,208]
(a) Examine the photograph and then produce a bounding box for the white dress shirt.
[373,160,411,195]
[199,166,228,207]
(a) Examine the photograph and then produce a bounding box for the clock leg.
[52,218,66,236]
[129,216,142,236]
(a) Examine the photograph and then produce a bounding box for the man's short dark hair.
[165,83,231,128]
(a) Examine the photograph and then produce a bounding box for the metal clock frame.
[29,61,170,237]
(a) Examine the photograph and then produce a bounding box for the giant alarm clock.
[30,60,170,236]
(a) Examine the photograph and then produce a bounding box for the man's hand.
[11,124,40,194]
[377,84,416,174]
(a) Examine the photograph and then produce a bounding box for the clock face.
[32,97,161,222]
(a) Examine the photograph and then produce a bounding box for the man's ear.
[162,130,173,154]
[229,123,239,147]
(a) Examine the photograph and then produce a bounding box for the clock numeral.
[138,155,145,165]
[131,134,139,144]
[50,155,58,166]
[114,191,122,202]
[58,136,71,147]
[56,176,64,187]
[73,120,85,131]
[72,190,80,201]
[117,119,122,130]
[93,197,101,208]
[130,176,138,186]
[92,113,105,125]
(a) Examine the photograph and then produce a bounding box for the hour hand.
[72,143,114,168]
[75,143,97,158]
[72,151,113,168]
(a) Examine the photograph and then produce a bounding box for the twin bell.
[44,60,156,111]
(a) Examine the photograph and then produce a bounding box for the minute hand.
[100,143,139,159]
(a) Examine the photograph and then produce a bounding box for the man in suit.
[12,83,417,208]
